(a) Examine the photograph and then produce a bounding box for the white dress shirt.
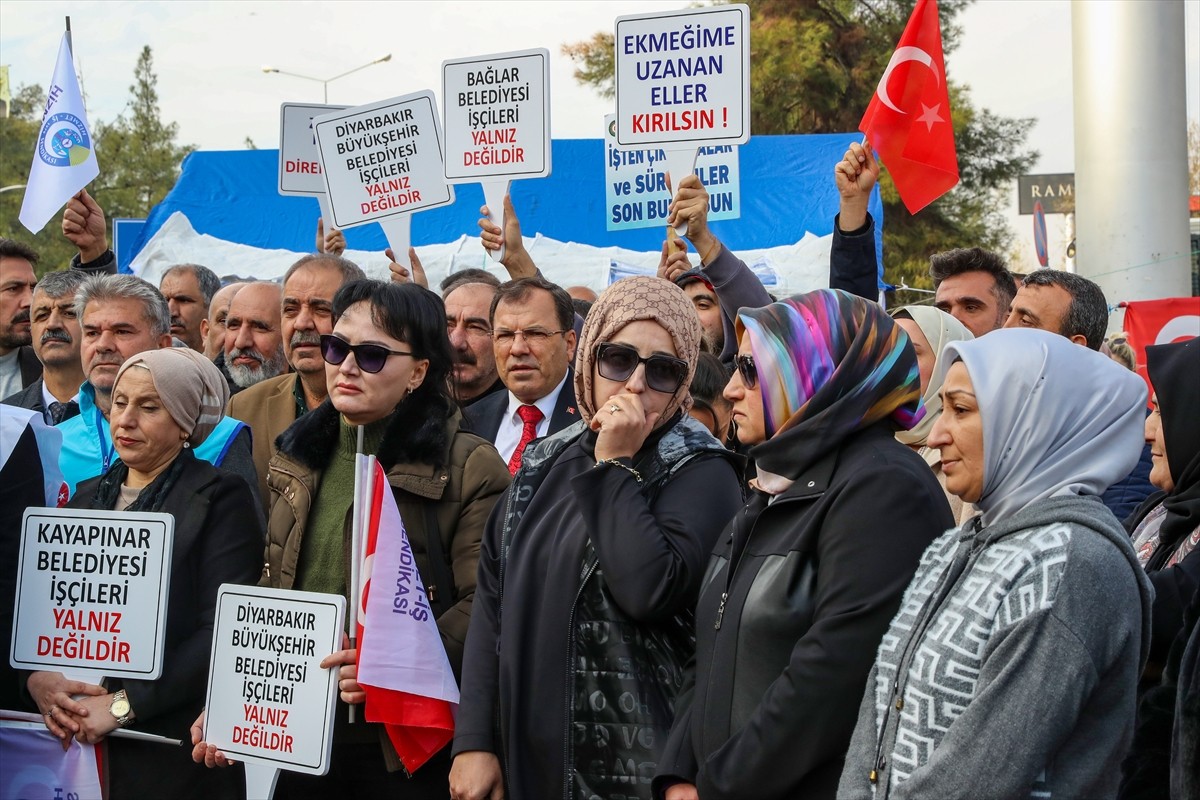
[492,373,569,464]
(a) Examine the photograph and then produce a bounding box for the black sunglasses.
[595,342,688,394]
[733,354,757,388]
[320,334,412,374]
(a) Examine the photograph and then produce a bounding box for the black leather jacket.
[655,423,952,800]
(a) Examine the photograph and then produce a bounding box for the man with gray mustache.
[228,254,364,507]
[2,271,87,424]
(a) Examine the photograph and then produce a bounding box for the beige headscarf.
[573,276,701,426]
[892,305,973,446]
[113,348,230,445]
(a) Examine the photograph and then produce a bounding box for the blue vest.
[57,382,245,495]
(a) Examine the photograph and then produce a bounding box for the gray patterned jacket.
[838,494,1154,800]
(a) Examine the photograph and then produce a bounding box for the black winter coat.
[69,452,263,800]
[654,423,952,800]
[454,416,743,800]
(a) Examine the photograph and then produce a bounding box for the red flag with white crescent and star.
[860,0,959,214]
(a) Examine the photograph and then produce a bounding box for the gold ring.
[609,404,621,414]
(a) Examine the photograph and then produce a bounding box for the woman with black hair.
[195,280,509,798]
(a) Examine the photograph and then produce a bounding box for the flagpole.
[347,424,365,723]
[65,16,72,53]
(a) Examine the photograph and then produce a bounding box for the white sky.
[2,0,1197,270]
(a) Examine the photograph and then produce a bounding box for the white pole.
[1071,0,1191,316]
[347,425,365,722]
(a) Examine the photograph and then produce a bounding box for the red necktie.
[507,404,544,475]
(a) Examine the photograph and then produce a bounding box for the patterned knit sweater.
[838,495,1153,800]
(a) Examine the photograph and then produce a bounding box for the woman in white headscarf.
[839,328,1155,800]
[890,306,973,522]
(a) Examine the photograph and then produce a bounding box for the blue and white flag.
[19,33,99,234]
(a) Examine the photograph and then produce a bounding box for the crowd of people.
[1,139,1197,800]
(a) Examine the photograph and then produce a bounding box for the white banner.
[442,48,551,182]
[313,91,455,230]
[614,5,751,148]
[203,585,344,777]
[10,507,173,681]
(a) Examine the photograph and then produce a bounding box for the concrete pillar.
[1071,0,1192,308]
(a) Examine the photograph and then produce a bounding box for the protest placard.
[443,48,551,262]
[313,91,455,258]
[279,102,348,224]
[9,507,173,682]
[204,585,344,800]
[604,114,740,232]
[614,4,750,234]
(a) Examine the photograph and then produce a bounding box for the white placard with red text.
[203,585,344,779]
[312,91,455,230]
[279,103,349,196]
[614,4,751,148]
[9,507,174,681]
[441,48,551,182]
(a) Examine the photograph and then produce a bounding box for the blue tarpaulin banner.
[134,134,884,286]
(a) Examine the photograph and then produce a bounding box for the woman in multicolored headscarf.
[654,289,953,800]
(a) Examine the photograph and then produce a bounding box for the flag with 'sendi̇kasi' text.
[356,457,459,774]
[19,32,99,234]
[859,0,959,214]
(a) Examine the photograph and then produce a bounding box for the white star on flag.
[917,103,944,132]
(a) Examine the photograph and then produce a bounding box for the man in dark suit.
[2,270,87,424]
[464,277,579,474]
[0,239,41,401]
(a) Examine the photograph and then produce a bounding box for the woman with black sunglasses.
[450,276,743,800]
[653,289,953,800]
[194,280,510,798]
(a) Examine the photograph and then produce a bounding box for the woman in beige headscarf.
[450,276,744,800]
[891,305,975,523]
[28,348,262,800]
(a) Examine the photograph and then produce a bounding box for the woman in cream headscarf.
[451,276,743,800]
[28,348,262,800]
[891,306,974,521]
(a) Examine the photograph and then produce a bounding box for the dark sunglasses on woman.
[595,342,689,394]
[320,334,412,374]
[733,353,757,388]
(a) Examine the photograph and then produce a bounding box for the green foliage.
[0,46,193,276]
[0,84,79,272]
[563,0,1038,296]
[90,46,194,222]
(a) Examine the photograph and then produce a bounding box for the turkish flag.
[1122,297,1200,390]
[355,458,459,774]
[860,0,959,214]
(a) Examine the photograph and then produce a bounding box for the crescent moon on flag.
[876,46,940,114]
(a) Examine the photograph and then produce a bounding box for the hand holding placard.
[201,585,345,800]
[443,48,552,265]
[614,5,751,235]
[478,195,537,279]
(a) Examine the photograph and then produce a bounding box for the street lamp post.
[262,54,392,103]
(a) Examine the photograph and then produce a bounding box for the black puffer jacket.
[654,422,952,800]
[454,415,743,800]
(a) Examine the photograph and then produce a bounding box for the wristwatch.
[109,690,133,727]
